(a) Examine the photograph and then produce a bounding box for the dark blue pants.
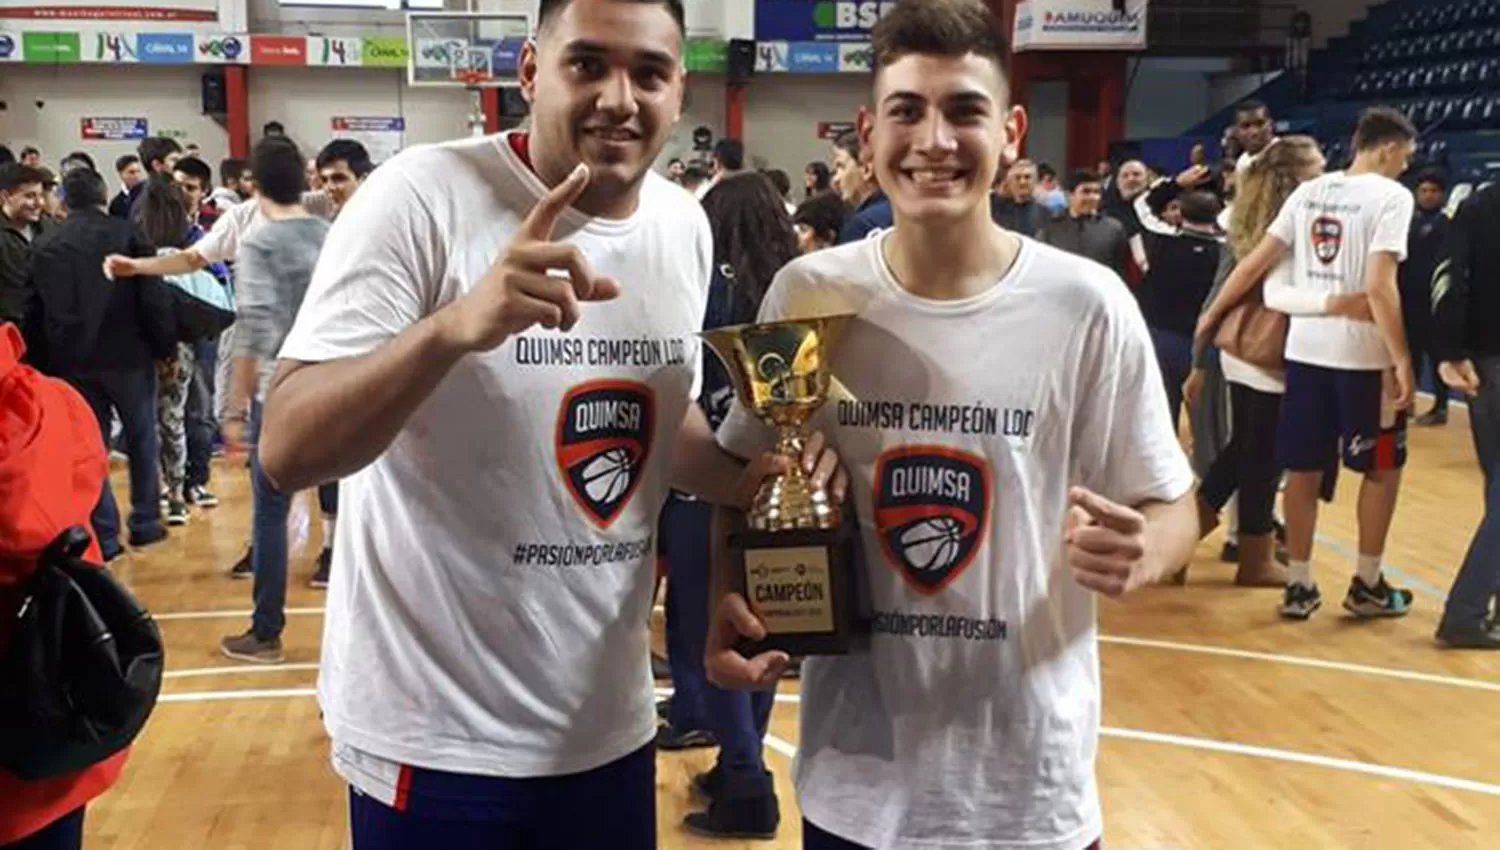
[185,338,216,489]
[1443,356,1500,629]
[249,402,290,641]
[69,369,162,550]
[1151,327,1194,434]
[348,743,655,849]
[802,819,1102,850]
[2,808,84,849]
[319,480,339,517]
[661,498,774,782]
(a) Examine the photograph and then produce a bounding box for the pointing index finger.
[519,162,591,242]
[1068,486,1144,533]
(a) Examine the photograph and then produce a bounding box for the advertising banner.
[331,116,403,164]
[754,0,893,43]
[21,30,76,61]
[81,116,148,140]
[136,31,192,62]
[1013,0,1148,52]
[0,1,218,22]
[81,30,134,61]
[193,32,244,63]
[360,35,406,68]
[0,30,17,60]
[250,33,302,65]
[306,35,360,67]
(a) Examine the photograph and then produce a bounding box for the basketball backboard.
[406,10,531,88]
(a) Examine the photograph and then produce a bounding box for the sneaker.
[656,697,672,723]
[100,539,124,563]
[228,549,253,579]
[220,630,285,664]
[165,499,188,527]
[1343,575,1414,619]
[129,524,168,548]
[1416,409,1448,427]
[682,773,779,840]
[1279,583,1323,620]
[693,766,724,801]
[309,548,331,589]
[655,722,716,751]
[186,485,219,508]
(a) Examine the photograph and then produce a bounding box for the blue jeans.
[2,808,84,849]
[661,498,774,784]
[1442,356,1500,629]
[185,338,217,489]
[348,743,654,849]
[1151,327,1194,433]
[249,402,290,641]
[69,369,163,548]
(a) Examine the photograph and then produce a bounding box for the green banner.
[684,38,725,73]
[362,36,409,68]
[24,32,80,64]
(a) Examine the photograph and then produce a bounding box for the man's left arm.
[670,405,844,509]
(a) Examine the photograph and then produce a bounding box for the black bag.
[0,527,164,780]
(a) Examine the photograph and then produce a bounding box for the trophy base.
[730,524,860,658]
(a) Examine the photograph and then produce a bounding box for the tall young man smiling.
[254,1,833,847]
[707,2,1199,847]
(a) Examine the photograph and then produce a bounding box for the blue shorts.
[1278,361,1407,474]
[348,743,655,850]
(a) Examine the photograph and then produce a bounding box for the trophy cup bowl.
[700,314,860,657]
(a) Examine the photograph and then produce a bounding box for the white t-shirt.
[1266,171,1412,370]
[192,191,332,265]
[278,133,712,781]
[716,233,1194,850]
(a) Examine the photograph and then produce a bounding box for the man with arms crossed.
[707,2,1199,847]
[1205,108,1418,620]
[254,0,833,847]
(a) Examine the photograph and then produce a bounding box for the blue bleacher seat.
[1458,96,1484,129]
[1439,63,1459,90]
[1486,95,1500,128]
[1457,31,1477,55]
[1459,60,1478,89]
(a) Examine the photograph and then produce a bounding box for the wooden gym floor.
[83,398,1498,849]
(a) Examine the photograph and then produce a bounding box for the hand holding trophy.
[701,314,860,670]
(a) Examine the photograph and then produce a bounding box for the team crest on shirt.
[873,446,991,595]
[1311,216,1344,265]
[555,380,656,528]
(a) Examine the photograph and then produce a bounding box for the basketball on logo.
[874,445,991,595]
[1311,216,1344,265]
[555,380,656,528]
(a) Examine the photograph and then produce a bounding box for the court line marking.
[155,606,326,622]
[1098,635,1500,693]
[153,688,1500,797]
[159,640,1499,693]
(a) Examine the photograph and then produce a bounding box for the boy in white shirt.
[706,1,1200,847]
[240,0,835,848]
[1206,107,1418,620]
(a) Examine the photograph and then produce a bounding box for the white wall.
[1124,57,1236,139]
[249,67,474,156]
[742,74,866,177]
[0,65,229,181]
[1026,81,1068,174]
[1304,0,1376,48]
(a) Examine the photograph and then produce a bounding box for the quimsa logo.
[555,380,656,528]
[1312,215,1344,265]
[874,445,990,595]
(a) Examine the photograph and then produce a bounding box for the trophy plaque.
[701,314,860,657]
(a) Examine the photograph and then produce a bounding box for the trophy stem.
[747,424,839,532]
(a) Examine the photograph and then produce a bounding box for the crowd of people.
[1,0,1497,848]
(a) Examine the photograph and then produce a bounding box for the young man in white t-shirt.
[247,1,836,847]
[705,2,1200,847]
[1207,107,1418,621]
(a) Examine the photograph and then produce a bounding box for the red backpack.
[0,323,159,842]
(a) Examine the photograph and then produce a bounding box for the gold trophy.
[701,314,860,657]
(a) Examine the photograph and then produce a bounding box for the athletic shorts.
[347,743,654,850]
[1278,361,1407,474]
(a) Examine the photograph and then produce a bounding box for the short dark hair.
[20,146,39,159]
[1037,163,1057,180]
[1066,169,1101,192]
[251,136,305,205]
[138,136,183,169]
[0,145,13,166]
[1415,169,1447,191]
[805,160,831,193]
[62,168,107,211]
[61,151,96,174]
[713,138,745,171]
[871,0,1008,84]
[173,156,213,189]
[133,178,191,250]
[538,0,685,34]
[1236,99,1269,117]
[764,168,791,198]
[316,139,375,178]
[115,154,140,174]
[220,157,246,186]
[1179,190,1222,226]
[793,191,849,245]
[0,163,47,193]
[832,131,861,162]
[1353,106,1418,152]
[263,121,285,137]
[681,164,711,186]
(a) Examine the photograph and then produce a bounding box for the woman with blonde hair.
[1186,136,1329,586]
